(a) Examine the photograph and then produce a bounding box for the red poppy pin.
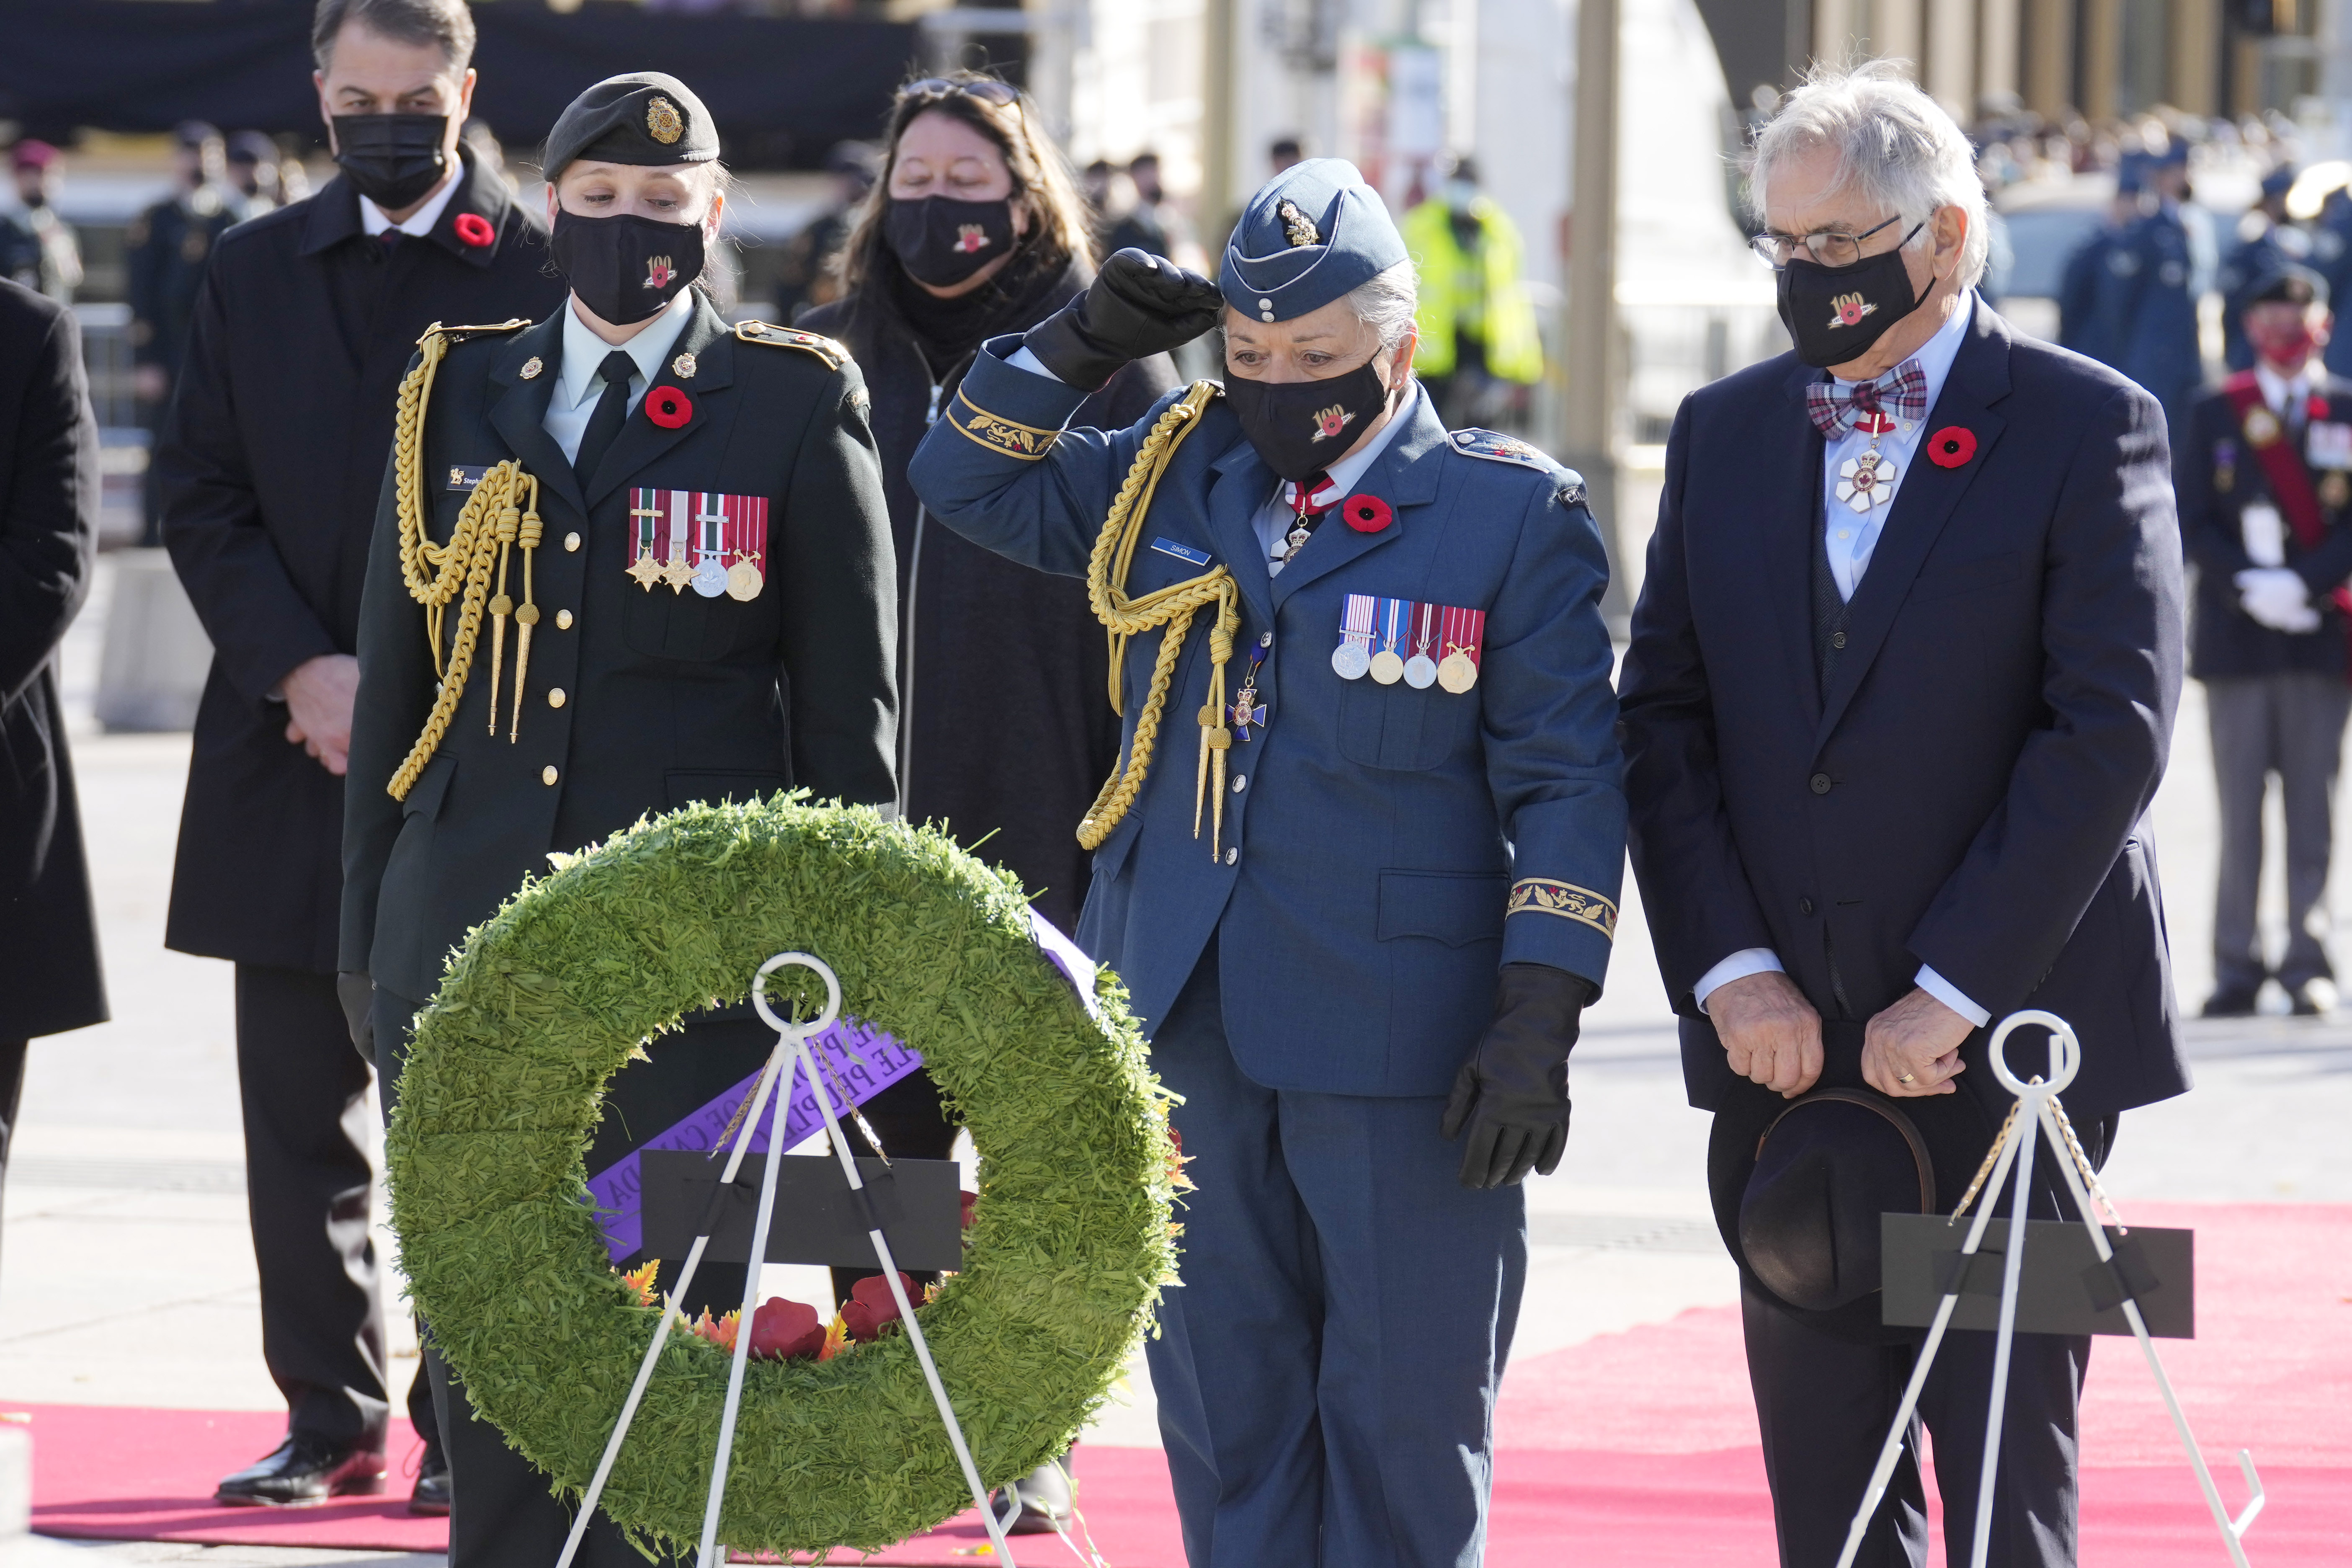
[452,212,495,248]
[1341,493,1393,533]
[645,386,694,429]
[1926,426,1977,468]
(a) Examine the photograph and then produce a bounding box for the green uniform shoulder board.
[735,320,849,371]
[417,318,531,351]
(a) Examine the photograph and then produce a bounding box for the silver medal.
[1403,654,1437,689]
[692,558,728,597]
[1333,642,1370,680]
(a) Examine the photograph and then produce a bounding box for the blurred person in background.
[2109,138,2209,434]
[1104,150,1184,264]
[128,121,236,545]
[1,142,83,304]
[0,274,108,1290]
[2175,265,2352,1019]
[795,69,1179,1532]
[2057,155,2145,368]
[776,139,875,321]
[156,0,560,1514]
[226,132,287,219]
[459,117,508,191]
[1403,152,1543,429]
[2218,165,2308,372]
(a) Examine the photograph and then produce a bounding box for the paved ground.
[10,557,2352,1559]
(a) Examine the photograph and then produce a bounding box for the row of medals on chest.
[1228,606,1479,738]
[624,502,763,600]
[2236,400,2352,511]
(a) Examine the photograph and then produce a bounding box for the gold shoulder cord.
[1077,381,1240,859]
[385,323,543,801]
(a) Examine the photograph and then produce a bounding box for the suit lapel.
[1271,388,1443,606]
[1770,356,1829,730]
[486,315,580,518]
[1815,299,2014,749]
[1205,442,1277,629]
[585,299,738,507]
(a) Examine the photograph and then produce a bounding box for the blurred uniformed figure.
[2218,165,2308,372]
[1,142,84,304]
[129,121,237,543]
[1402,153,1545,428]
[2056,156,2143,367]
[340,72,895,1568]
[910,159,1624,1565]
[159,0,563,1514]
[2109,139,2208,434]
[2177,264,2352,1018]
[224,130,288,219]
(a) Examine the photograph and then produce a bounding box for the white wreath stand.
[1834,1009,2265,1568]
[552,952,1018,1568]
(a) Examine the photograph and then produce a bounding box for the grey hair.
[1347,259,1421,352]
[1742,59,1990,289]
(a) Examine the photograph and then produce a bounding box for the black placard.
[1881,1216,2194,1338]
[637,1152,964,1272]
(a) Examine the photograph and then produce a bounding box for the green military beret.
[544,72,719,181]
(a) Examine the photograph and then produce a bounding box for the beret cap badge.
[1277,198,1320,249]
[646,96,684,145]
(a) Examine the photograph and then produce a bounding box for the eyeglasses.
[899,77,1020,108]
[1749,213,1919,270]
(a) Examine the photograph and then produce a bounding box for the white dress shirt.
[358,168,462,240]
[542,293,696,465]
[1817,294,1974,601]
[1697,294,1989,1029]
[2253,359,2312,421]
[1249,388,1415,576]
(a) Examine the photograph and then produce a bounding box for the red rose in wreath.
[839,1271,917,1344]
[645,386,694,429]
[1341,493,1393,533]
[1926,426,1977,468]
[452,212,495,248]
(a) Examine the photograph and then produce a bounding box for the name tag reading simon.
[2308,420,2352,471]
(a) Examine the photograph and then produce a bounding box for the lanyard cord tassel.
[387,323,542,800]
[1078,381,1240,859]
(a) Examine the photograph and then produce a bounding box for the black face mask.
[1775,227,1926,368]
[549,209,704,327]
[885,196,1017,288]
[1223,357,1395,482]
[332,113,449,211]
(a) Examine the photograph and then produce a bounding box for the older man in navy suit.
[913,160,1624,1565]
[1621,63,2190,1568]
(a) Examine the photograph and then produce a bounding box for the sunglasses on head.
[900,77,1019,107]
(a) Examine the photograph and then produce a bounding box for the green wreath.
[387,797,1178,1555]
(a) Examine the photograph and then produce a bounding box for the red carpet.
[23,1202,2352,1564]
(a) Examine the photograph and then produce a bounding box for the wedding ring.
[1898,1071,1918,1085]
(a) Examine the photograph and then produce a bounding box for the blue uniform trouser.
[1146,936,1527,1568]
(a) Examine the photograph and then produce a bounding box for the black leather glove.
[337,970,376,1068]
[1021,248,1225,391]
[1441,963,1594,1189]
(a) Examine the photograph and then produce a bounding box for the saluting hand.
[279,652,360,777]
[1709,970,1823,1098]
[1021,248,1225,391]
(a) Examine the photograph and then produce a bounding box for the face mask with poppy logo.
[1225,357,1395,481]
[1775,227,1925,369]
[885,196,1017,287]
[550,209,704,327]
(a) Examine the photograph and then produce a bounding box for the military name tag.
[1151,536,1212,567]
[627,489,770,599]
[446,464,491,492]
[2308,419,2352,471]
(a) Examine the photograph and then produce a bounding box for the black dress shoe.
[214,1433,386,1507]
[2287,981,2333,1018]
[409,1442,451,1516]
[988,1460,1073,1535]
[2202,985,2261,1019]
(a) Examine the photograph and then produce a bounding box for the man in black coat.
[1621,65,2189,1568]
[155,0,562,1511]
[2177,265,2352,1016]
[0,278,108,1282]
[128,121,238,543]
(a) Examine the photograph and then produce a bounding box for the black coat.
[340,297,898,1002]
[159,152,566,974]
[1621,300,2189,1120]
[2175,372,2352,681]
[800,257,1178,934]
[0,279,106,1041]
[127,186,240,379]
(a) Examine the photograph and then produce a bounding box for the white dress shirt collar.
[358,168,461,239]
[2254,359,2313,417]
[554,291,696,412]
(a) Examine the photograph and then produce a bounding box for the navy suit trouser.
[1147,937,1526,1568]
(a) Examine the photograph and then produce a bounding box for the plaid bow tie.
[1804,360,1927,438]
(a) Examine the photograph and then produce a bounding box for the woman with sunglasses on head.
[797,73,1177,1534]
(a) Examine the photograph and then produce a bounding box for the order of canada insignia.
[647,96,684,144]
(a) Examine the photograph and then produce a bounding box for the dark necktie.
[573,349,640,486]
